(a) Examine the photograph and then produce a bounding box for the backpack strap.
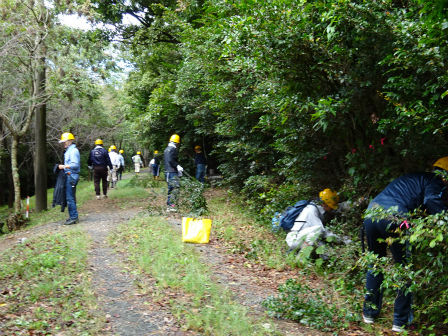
[290,202,319,232]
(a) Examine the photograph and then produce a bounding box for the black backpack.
[279,200,310,231]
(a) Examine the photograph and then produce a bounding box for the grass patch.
[110,215,276,336]
[206,190,291,271]
[0,228,106,334]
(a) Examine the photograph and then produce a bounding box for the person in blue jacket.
[194,145,207,183]
[87,139,113,200]
[58,132,80,225]
[362,157,448,332]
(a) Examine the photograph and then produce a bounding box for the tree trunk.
[7,155,14,208]
[11,135,22,213]
[34,53,47,213]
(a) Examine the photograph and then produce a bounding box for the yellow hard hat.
[154,150,158,154]
[433,157,448,171]
[95,139,103,145]
[137,151,141,155]
[110,145,116,150]
[169,134,181,143]
[319,188,340,209]
[59,132,75,143]
[119,149,124,153]
[195,145,202,150]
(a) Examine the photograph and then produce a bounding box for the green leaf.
[316,245,325,254]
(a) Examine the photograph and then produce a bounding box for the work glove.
[88,166,92,170]
[177,165,184,173]
[178,171,183,177]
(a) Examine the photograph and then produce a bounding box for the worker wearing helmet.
[286,188,344,256]
[117,150,125,180]
[150,150,160,180]
[362,158,448,332]
[132,151,144,175]
[164,134,183,209]
[87,139,113,199]
[108,145,120,188]
[194,145,207,183]
[58,132,80,225]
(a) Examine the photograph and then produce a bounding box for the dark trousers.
[196,164,206,182]
[165,172,179,206]
[93,166,108,196]
[363,217,413,327]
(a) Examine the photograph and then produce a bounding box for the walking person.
[132,151,144,175]
[164,134,183,210]
[362,157,448,332]
[108,145,120,188]
[151,150,160,180]
[194,145,207,183]
[118,149,125,180]
[58,132,80,225]
[87,139,112,200]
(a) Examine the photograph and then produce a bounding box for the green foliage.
[240,175,312,218]
[359,208,448,326]
[175,176,208,217]
[263,279,361,331]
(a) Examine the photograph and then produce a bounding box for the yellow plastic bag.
[182,217,212,244]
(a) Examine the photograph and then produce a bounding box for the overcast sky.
[58,14,140,31]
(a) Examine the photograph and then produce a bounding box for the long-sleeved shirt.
[194,151,207,165]
[109,151,120,166]
[132,155,143,165]
[64,144,80,175]
[118,153,125,166]
[164,143,179,173]
[368,172,446,215]
[87,145,112,169]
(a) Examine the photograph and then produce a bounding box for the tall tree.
[34,0,50,213]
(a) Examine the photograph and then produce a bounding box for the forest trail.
[0,171,350,335]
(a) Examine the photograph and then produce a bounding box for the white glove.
[88,166,92,170]
[177,165,184,173]
[178,171,183,177]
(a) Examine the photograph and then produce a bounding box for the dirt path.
[166,218,329,336]
[0,172,345,335]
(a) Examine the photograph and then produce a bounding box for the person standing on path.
[87,139,112,200]
[194,145,207,183]
[108,145,120,188]
[164,134,183,209]
[58,132,80,225]
[151,150,160,180]
[362,157,448,332]
[132,151,143,175]
[117,149,125,180]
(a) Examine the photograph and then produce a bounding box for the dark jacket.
[368,172,446,215]
[164,144,179,173]
[52,165,67,212]
[194,151,207,165]
[87,146,112,169]
[153,155,160,165]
